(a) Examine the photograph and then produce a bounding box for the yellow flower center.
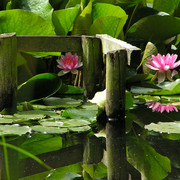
[64,59,73,65]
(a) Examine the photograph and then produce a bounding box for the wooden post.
[0,33,17,114]
[106,50,128,180]
[81,36,103,99]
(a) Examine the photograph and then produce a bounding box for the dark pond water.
[1,127,180,180]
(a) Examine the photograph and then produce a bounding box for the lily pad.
[0,125,31,136]
[145,122,180,134]
[14,110,61,122]
[43,97,82,108]
[31,126,68,134]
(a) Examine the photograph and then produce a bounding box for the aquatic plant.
[146,101,178,113]
[57,52,82,76]
[145,53,180,83]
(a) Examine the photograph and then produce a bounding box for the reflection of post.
[106,50,128,179]
[81,36,103,99]
[0,33,17,114]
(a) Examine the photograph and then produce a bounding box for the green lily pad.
[68,126,91,132]
[14,110,61,122]
[43,97,82,108]
[31,126,68,134]
[145,122,180,134]
[0,125,31,136]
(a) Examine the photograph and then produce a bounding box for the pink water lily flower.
[145,53,180,83]
[57,52,83,76]
[146,101,178,113]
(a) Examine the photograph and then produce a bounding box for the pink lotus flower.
[146,101,178,113]
[57,52,83,76]
[145,53,180,83]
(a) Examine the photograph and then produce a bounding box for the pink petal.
[145,64,159,70]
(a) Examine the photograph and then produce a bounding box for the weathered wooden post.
[106,50,128,180]
[81,36,103,99]
[0,33,17,114]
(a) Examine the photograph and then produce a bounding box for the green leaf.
[0,9,56,35]
[90,16,128,38]
[143,79,180,95]
[153,0,180,15]
[127,136,171,180]
[128,15,180,43]
[90,3,128,37]
[0,125,31,136]
[62,108,97,123]
[17,73,62,102]
[52,6,80,35]
[43,97,82,108]
[11,0,54,22]
[14,110,61,122]
[145,121,180,134]
[58,84,83,94]
[92,3,127,21]
[72,1,92,35]
[31,126,68,134]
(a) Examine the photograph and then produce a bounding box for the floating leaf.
[62,107,97,123]
[43,97,82,108]
[14,110,60,122]
[0,9,55,35]
[17,73,62,102]
[0,125,31,136]
[145,121,180,134]
[31,126,68,134]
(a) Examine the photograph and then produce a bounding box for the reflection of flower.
[146,101,178,113]
[57,52,83,76]
[145,53,180,83]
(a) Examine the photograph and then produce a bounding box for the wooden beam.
[17,36,82,53]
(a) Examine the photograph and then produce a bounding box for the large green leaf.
[144,79,180,95]
[92,3,127,21]
[0,125,31,136]
[127,15,180,43]
[11,0,54,22]
[31,126,68,134]
[17,73,62,102]
[72,1,92,35]
[145,121,180,134]
[90,16,128,38]
[127,136,171,180]
[0,9,56,35]
[90,3,128,38]
[153,0,180,15]
[43,97,82,108]
[62,103,98,123]
[52,6,80,35]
